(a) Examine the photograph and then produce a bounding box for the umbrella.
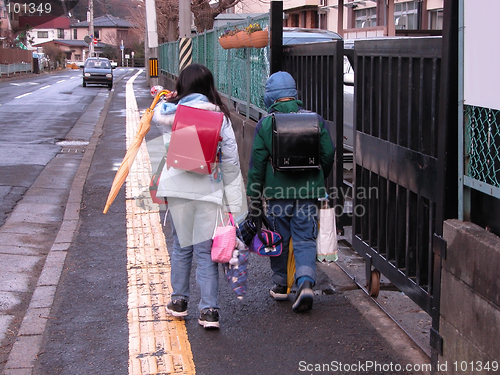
[287,239,296,294]
[103,90,170,214]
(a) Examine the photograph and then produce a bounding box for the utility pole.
[270,1,283,74]
[88,0,94,56]
[145,0,159,86]
[178,0,192,71]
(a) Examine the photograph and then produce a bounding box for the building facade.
[232,0,444,38]
[0,0,12,42]
[26,17,71,48]
[71,15,134,47]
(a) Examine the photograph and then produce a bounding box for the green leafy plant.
[220,27,240,38]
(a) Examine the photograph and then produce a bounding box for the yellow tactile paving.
[125,71,195,375]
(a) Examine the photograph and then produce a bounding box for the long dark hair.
[169,64,231,119]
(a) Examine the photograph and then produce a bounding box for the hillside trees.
[155,0,244,42]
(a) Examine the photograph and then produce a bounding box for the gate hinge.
[432,233,447,260]
[430,327,443,355]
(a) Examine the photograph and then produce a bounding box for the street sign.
[120,45,124,50]
[149,58,158,78]
[93,39,97,45]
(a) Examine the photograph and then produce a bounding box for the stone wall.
[439,219,500,374]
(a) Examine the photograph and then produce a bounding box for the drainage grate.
[56,140,89,154]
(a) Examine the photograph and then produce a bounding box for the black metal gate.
[282,41,346,224]
[352,37,443,316]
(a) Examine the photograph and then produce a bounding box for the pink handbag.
[211,212,236,263]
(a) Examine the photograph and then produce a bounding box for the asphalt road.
[0,67,129,373]
[0,68,128,227]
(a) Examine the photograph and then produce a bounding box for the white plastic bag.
[317,201,338,262]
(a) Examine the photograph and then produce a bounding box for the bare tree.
[156,0,179,42]
[155,0,251,41]
[191,0,243,32]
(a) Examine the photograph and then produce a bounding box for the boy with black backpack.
[246,71,335,312]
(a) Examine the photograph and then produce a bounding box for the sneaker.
[270,284,288,301]
[292,280,314,312]
[166,299,188,317]
[198,308,220,329]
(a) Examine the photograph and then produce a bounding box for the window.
[57,29,64,39]
[73,28,77,39]
[394,1,419,30]
[94,29,99,39]
[428,8,443,30]
[117,30,127,41]
[37,31,48,38]
[355,7,377,28]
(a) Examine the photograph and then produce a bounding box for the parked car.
[82,57,113,88]
[343,41,355,152]
[109,60,118,68]
[282,27,342,45]
[274,29,354,152]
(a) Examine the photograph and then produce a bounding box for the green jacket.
[246,100,335,199]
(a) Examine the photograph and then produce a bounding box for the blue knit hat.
[264,71,297,109]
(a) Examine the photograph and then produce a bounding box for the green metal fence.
[463,105,500,197]
[158,14,270,117]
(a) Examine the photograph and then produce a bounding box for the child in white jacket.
[152,64,244,329]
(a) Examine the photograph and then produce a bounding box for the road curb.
[2,84,117,374]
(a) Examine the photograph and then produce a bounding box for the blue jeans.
[266,199,318,287]
[168,197,220,311]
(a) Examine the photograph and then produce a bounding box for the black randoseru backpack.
[271,111,321,172]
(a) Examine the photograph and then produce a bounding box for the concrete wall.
[439,219,500,374]
[229,111,257,183]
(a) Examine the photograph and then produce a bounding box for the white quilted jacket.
[152,94,243,213]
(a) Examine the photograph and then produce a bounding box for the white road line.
[15,92,32,99]
[40,85,51,90]
[70,76,76,79]
[10,82,39,86]
[56,79,66,83]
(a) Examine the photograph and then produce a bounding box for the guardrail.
[0,62,32,76]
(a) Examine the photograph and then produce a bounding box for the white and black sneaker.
[292,280,314,312]
[166,299,188,317]
[269,284,288,301]
[198,308,220,329]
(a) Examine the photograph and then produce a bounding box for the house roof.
[33,39,108,48]
[71,15,133,29]
[19,16,71,29]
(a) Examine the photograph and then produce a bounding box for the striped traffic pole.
[179,37,192,72]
